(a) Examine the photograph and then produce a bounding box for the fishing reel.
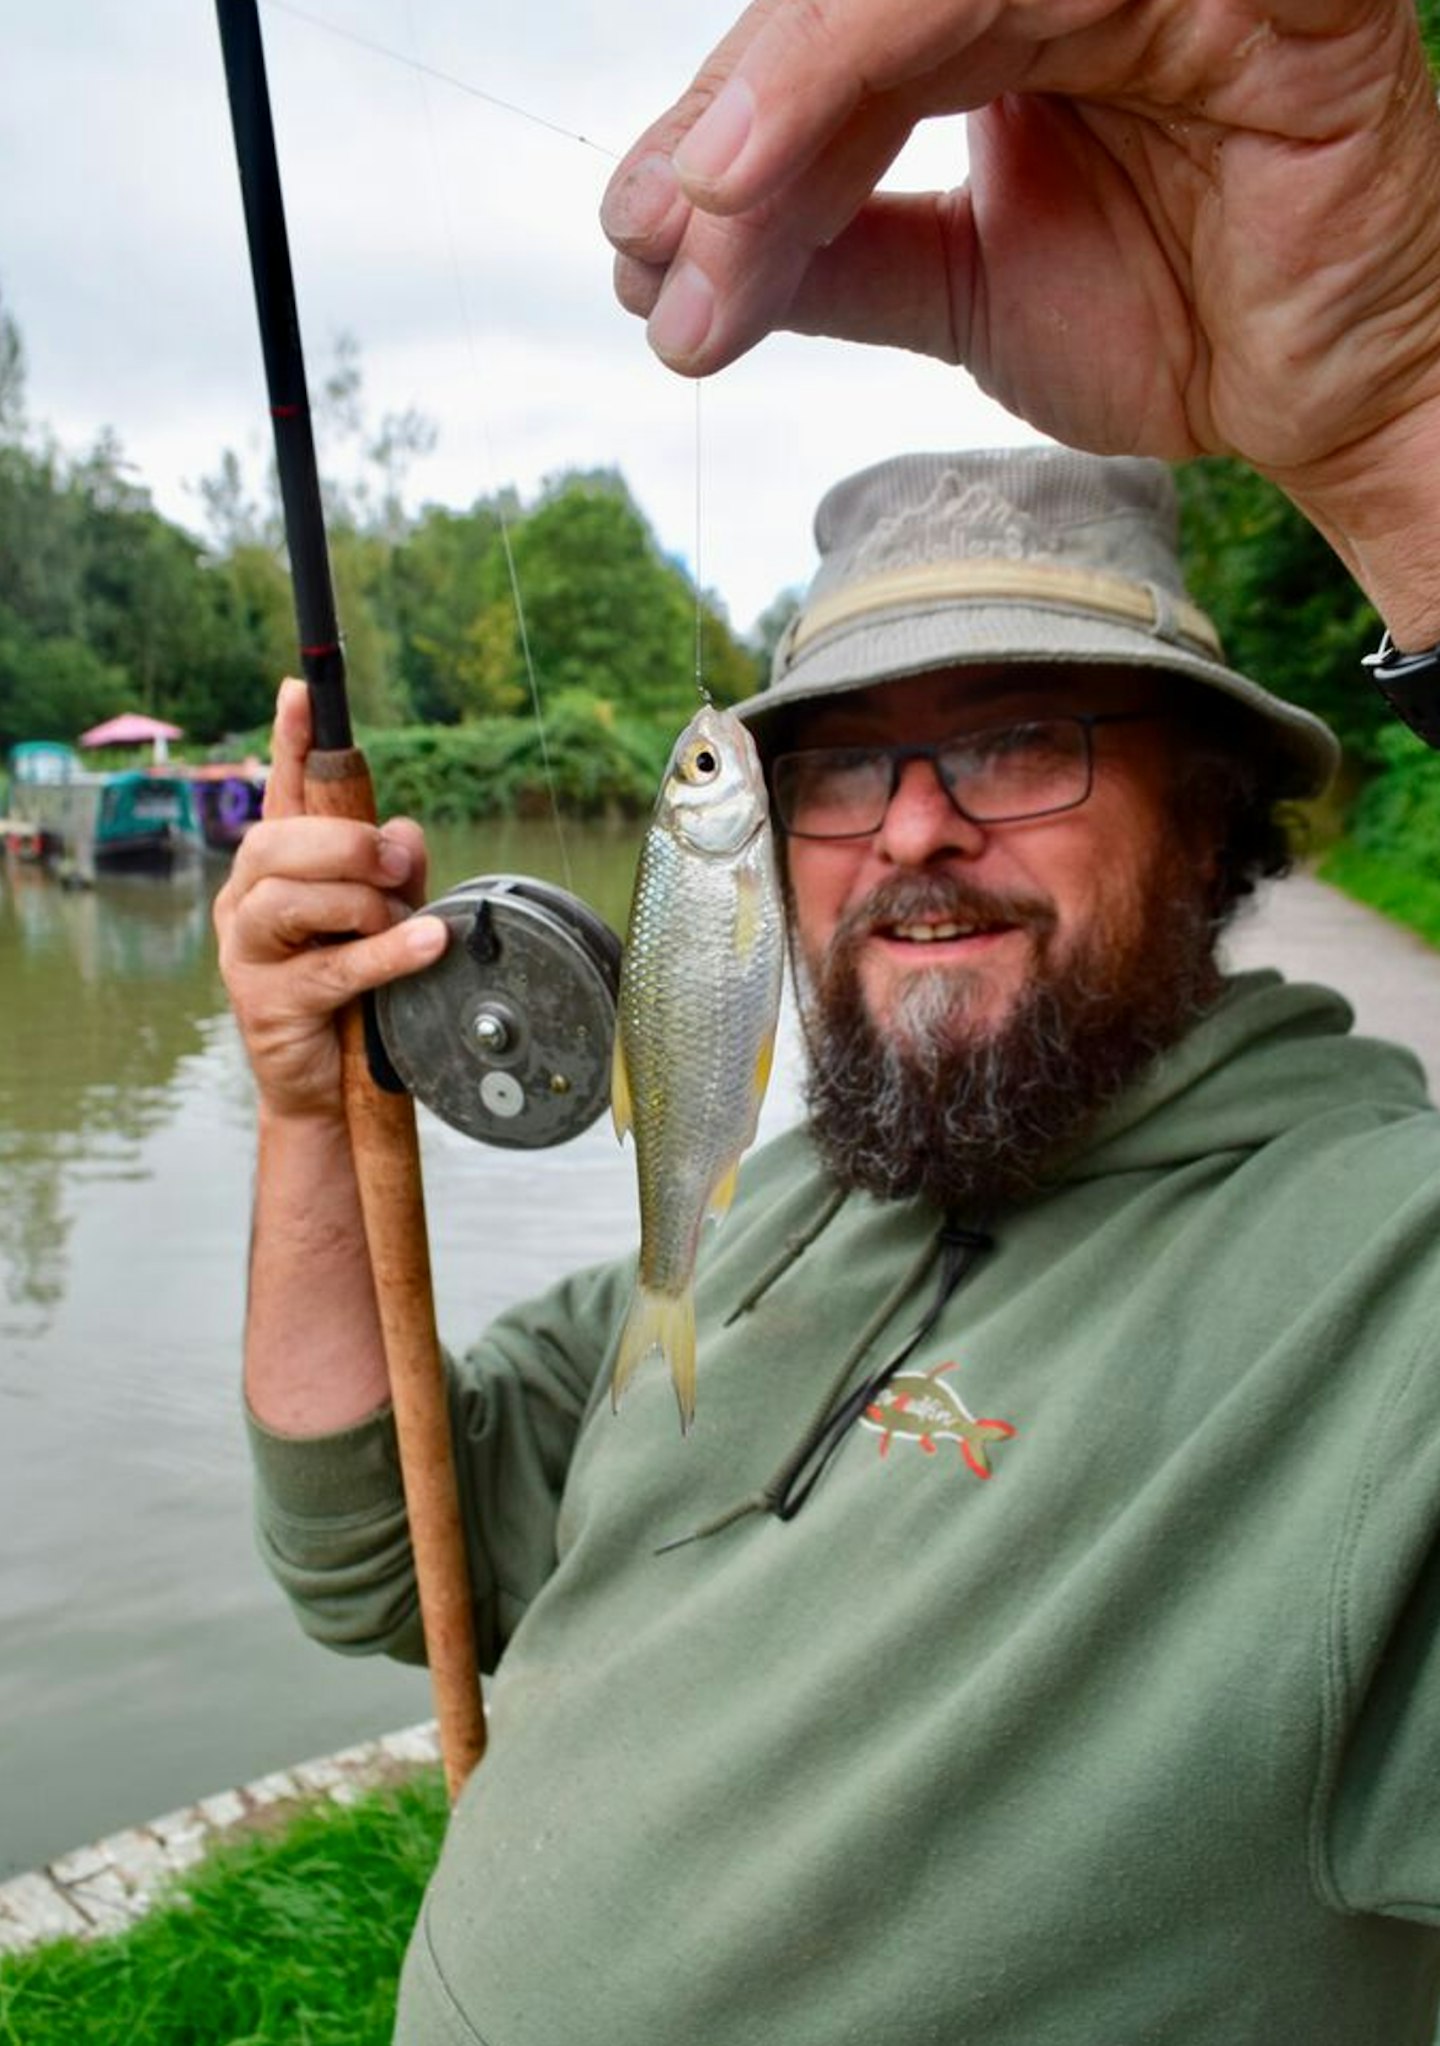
[373,875,622,1151]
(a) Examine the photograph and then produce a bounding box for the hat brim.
[737,599,1339,799]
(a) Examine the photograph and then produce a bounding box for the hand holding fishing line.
[603,0,1440,643]
[214,677,448,1123]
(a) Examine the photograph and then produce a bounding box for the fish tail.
[611,1284,697,1433]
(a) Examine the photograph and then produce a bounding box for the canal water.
[0,821,805,1881]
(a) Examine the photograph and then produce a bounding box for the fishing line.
[396,0,577,887]
[263,0,619,159]
[694,383,712,706]
[266,0,716,833]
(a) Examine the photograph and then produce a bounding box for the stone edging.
[0,1720,441,1957]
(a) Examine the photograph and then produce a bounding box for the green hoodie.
[251,972,1440,2044]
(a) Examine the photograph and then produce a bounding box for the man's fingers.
[230,814,417,900]
[640,95,930,374]
[783,190,972,362]
[261,679,312,822]
[230,874,414,956]
[645,0,1003,217]
[283,914,448,1009]
[378,816,432,912]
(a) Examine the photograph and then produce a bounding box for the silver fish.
[610,704,785,1430]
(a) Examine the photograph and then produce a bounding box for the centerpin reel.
[372,875,623,1151]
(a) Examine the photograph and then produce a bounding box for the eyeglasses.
[770,712,1159,841]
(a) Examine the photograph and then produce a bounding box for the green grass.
[0,1771,448,2045]
[1319,841,1440,950]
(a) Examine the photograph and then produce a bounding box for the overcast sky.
[1,0,1045,638]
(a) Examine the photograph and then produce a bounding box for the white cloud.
[2,0,1041,638]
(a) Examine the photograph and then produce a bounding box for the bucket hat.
[739,447,1339,796]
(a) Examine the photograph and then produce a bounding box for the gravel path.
[1224,870,1440,1091]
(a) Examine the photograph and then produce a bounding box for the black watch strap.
[1362,633,1440,749]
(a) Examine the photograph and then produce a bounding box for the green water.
[0,819,803,1880]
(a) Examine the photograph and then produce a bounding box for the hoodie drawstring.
[656,1215,992,1552]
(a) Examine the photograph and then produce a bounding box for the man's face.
[783,667,1193,1046]
[776,666,1223,1210]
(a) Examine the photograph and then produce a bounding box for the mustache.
[828,872,1058,956]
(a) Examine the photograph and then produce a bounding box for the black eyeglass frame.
[769,710,1162,841]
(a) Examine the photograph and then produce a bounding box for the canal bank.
[0,1721,441,1954]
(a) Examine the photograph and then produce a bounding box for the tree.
[493,469,759,728]
[1176,459,1383,762]
[0,283,25,439]
[0,609,129,753]
[751,586,803,681]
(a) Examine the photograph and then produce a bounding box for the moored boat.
[173,761,267,852]
[94,771,204,873]
[5,743,204,879]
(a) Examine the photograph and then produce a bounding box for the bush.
[1345,725,1440,879]
[362,698,674,824]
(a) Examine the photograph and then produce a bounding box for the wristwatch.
[1362,632,1440,748]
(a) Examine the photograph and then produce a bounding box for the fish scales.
[610,706,784,1430]
[625,827,778,1289]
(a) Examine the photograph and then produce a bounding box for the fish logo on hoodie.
[860,1360,1016,1478]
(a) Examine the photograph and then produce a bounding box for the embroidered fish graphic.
[860,1360,1015,1478]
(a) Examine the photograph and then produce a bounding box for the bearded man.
[221,442,1440,2044]
[760,452,1309,1220]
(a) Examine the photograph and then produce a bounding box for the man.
[218,1,1440,2037]
[222,445,1440,2041]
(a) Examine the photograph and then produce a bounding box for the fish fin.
[611,1285,697,1433]
[753,1028,776,1107]
[733,867,760,962]
[707,1158,741,1222]
[610,1028,632,1143]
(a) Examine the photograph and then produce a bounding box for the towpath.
[1224,869,1440,1089]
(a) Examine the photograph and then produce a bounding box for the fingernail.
[601,152,681,244]
[404,915,448,960]
[647,262,715,363]
[674,78,754,189]
[378,836,412,880]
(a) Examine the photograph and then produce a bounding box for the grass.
[0,1771,448,2045]
[1319,841,1440,950]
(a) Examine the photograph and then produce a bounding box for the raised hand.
[213,678,447,1122]
[602,0,1440,636]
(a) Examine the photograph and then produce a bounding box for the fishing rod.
[214,0,486,1797]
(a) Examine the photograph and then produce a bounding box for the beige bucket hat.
[738,447,1340,797]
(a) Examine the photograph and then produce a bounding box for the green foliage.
[394,470,763,735]
[1340,723,1440,877]
[1420,0,1440,70]
[1176,458,1383,760]
[0,302,753,786]
[0,607,129,742]
[752,585,802,677]
[391,497,521,723]
[1320,840,1440,952]
[0,284,24,435]
[1313,720,1440,950]
[0,1773,448,2046]
[364,692,671,824]
[0,425,285,753]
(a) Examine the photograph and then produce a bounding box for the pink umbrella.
[79,713,185,763]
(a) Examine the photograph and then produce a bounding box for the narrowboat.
[6,743,204,878]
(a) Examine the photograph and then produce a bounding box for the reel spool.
[375,874,622,1150]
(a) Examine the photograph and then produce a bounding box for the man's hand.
[214,678,447,1123]
[602,0,1440,636]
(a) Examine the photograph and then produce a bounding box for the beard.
[798,855,1221,1216]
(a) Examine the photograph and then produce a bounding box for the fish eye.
[681,743,721,783]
